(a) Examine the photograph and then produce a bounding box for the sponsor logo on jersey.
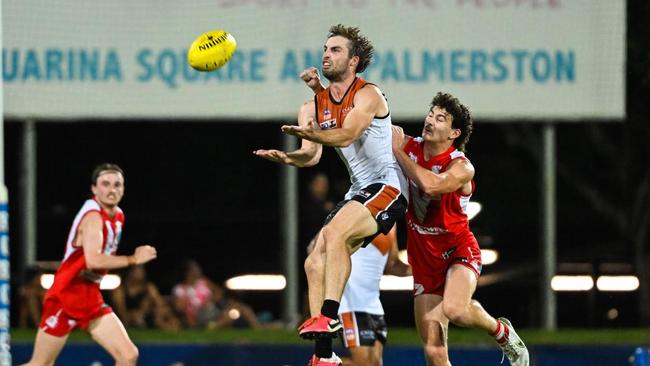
[357,190,372,198]
[408,221,448,235]
[431,165,442,174]
[380,212,389,221]
[408,152,418,162]
[319,119,337,130]
[324,108,331,120]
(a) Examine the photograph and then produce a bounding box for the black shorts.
[339,311,388,348]
[323,183,407,246]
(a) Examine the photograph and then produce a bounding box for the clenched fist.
[300,67,325,93]
[133,245,157,264]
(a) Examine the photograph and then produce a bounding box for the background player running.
[22,163,157,366]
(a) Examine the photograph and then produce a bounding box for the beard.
[323,67,344,82]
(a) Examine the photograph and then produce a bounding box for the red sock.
[491,320,509,344]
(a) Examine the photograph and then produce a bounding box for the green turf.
[10,327,650,346]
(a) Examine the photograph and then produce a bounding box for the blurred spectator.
[111,265,181,331]
[299,172,336,246]
[172,259,262,329]
[18,269,46,328]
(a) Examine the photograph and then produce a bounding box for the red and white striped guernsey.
[403,138,474,237]
[44,199,124,317]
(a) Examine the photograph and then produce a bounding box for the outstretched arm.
[282,85,386,147]
[391,126,474,196]
[253,100,323,167]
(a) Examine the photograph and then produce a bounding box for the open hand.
[281,118,318,140]
[253,149,290,164]
[280,124,307,138]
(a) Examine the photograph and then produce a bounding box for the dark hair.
[430,92,473,152]
[327,24,374,73]
[91,163,124,185]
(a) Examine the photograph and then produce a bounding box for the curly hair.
[430,92,473,152]
[327,24,374,73]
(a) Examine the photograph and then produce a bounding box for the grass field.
[11,327,650,346]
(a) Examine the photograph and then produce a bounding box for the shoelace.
[499,340,520,364]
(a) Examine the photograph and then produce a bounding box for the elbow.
[296,154,321,167]
[303,156,321,167]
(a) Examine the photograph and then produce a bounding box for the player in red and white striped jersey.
[392,93,529,366]
[22,163,157,366]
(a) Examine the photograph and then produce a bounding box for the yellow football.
[187,30,237,71]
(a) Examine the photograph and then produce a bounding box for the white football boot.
[497,317,530,366]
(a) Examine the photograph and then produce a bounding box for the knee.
[442,301,467,325]
[320,226,344,249]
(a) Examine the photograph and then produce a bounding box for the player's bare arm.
[392,126,474,196]
[80,212,157,270]
[254,100,323,167]
[281,85,386,147]
[398,151,474,197]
